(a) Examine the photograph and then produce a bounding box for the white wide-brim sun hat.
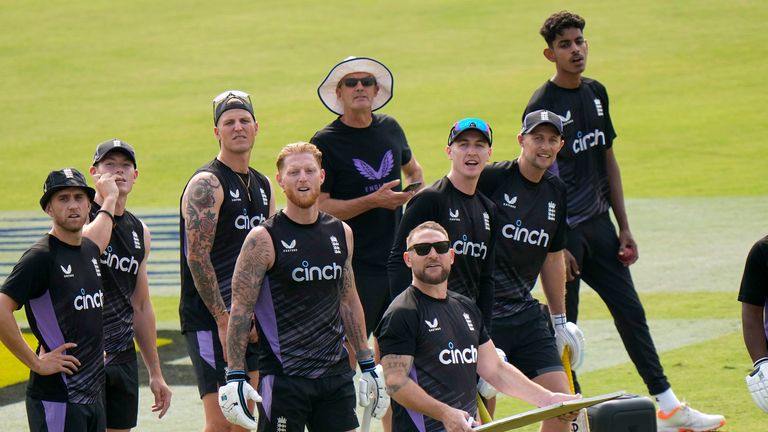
[317,56,394,116]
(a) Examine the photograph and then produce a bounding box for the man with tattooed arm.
[179,90,275,431]
[218,142,388,431]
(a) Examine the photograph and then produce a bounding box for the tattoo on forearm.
[185,176,226,318]
[382,354,413,395]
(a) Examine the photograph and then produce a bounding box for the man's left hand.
[359,360,390,419]
[552,314,585,370]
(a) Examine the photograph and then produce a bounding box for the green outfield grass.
[1,0,766,210]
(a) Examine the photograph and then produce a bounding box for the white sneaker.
[656,402,726,432]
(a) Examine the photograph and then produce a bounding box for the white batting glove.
[477,348,508,399]
[551,314,585,370]
[359,358,390,419]
[219,369,261,429]
[747,357,768,413]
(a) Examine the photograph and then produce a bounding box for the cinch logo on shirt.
[453,235,487,259]
[501,220,550,248]
[572,129,607,154]
[439,341,478,365]
[100,246,140,275]
[74,287,104,311]
[281,239,297,252]
[234,209,266,231]
[291,260,343,282]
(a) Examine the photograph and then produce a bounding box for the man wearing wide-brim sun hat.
[310,56,424,430]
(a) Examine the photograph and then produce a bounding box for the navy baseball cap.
[521,109,563,135]
[39,168,95,210]
[448,118,493,146]
[93,138,137,167]
[213,90,255,125]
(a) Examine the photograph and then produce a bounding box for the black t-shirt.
[738,235,768,339]
[0,234,104,404]
[387,177,496,329]
[179,158,272,332]
[477,160,567,321]
[256,211,350,378]
[90,202,144,363]
[310,114,413,273]
[376,287,489,432]
[524,78,617,228]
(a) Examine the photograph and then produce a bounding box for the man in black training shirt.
[83,139,172,431]
[523,11,724,431]
[311,56,424,339]
[219,142,386,431]
[180,90,275,432]
[377,221,577,432]
[388,117,496,330]
[738,235,768,413]
[0,168,105,431]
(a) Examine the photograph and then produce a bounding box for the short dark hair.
[540,11,586,48]
[406,221,449,248]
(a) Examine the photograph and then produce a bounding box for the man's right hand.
[564,249,580,282]
[35,343,80,376]
[372,179,415,210]
[92,172,119,202]
[747,357,768,413]
[439,406,475,432]
[219,369,261,429]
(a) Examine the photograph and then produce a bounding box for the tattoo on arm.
[340,255,367,354]
[228,230,273,367]
[184,175,227,319]
[382,354,413,395]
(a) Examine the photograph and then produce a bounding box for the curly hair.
[540,11,586,47]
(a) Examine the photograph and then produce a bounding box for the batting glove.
[551,314,585,370]
[477,348,508,399]
[747,357,768,413]
[219,369,261,429]
[359,358,390,419]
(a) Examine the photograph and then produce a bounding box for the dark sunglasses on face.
[407,241,451,256]
[340,76,377,88]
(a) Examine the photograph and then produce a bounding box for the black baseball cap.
[92,139,137,167]
[39,168,96,210]
[522,109,564,135]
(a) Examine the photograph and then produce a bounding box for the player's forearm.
[340,299,368,355]
[605,150,630,231]
[390,379,454,424]
[540,251,566,315]
[133,304,164,377]
[82,209,116,253]
[492,362,554,407]
[226,304,253,370]
[318,194,376,220]
[187,255,227,321]
[0,309,40,371]
[742,303,768,362]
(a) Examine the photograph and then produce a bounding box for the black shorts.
[103,358,139,429]
[257,371,358,432]
[491,306,563,380]
[26,397,105,432]
[355,269,390,336]
[185,330,260,398]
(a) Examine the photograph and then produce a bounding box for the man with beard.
[83,139,172,431]
[523,11,724,431]
[0,168,106,431]
[180,90,275,431]
[376,221,577,432]
[219,142,386,431]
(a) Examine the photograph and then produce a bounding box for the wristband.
[96,209,116,225]
[358,357,376,372]
[551,313,567,327]
[225,368,249,382]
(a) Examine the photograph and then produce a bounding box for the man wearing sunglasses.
[180,90,275,431]
[83,139,172,431]
[387,118,496,331]
[376,221,578,431]
[522,11,724,431]
[219,142,382,431]
[477,110,580,432]
[312,56,424,345]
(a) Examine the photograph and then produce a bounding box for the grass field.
[1,0,767,430]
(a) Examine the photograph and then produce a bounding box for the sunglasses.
[448,118,493,146]
[407,241,451,256]
[340,76,377,88]
[212,90,253,121]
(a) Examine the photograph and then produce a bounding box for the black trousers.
[566,212,670,395]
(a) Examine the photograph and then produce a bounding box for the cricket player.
[738,235,768,413]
